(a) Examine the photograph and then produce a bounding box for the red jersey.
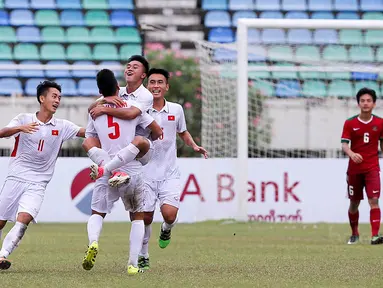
[341,115,383,175]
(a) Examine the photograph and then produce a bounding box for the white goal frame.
[236,19,383,222]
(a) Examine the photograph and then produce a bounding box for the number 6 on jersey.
[364,132,369,143]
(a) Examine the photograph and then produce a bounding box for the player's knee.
[144,212,154,226]
[349,201,360,212]
[132,136,149,156]
[162,207,178,224]
[0,220,6,230]
[368,198,379,208]
[91,210,106,218]
[16,212,33,225]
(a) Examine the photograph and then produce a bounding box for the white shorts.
[0,179,45,222]
[144,178,181,212]
[137,139,153,166]
[91,173,146,214]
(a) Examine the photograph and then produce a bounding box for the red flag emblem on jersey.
[168,115,175,121]
[52,130,59,136]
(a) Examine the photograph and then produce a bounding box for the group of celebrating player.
[0,55,207,275]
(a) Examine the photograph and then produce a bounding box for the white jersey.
[5,113,80,187]
[143,101,187,181]
[86,100,154,175]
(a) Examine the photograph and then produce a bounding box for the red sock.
[370,208,381,237]
[348,210,359,236]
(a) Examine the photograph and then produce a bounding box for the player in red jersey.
[341,87,383,245]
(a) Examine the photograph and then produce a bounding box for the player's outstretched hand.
[90,106,105,120]
[20,122,39,134]
[104,96,125,108]
[194,145,208,159]
[350,152,363,164]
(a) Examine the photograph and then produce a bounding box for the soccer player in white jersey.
[138,68,208,270]
[82,69,160,275]
[0,81,85,270]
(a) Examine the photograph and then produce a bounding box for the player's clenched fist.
[20,122,39,134]
[350,152,363,164]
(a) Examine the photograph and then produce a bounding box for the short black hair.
[356,87,377,103]
[148,68,170,82]
[36,80,61,104]
[96,69,118,97]
[127,55,149,74]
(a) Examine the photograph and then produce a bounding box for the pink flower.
[252,117,260,127]
[145,43,165,51]
[195,93,202,100]
[175,71,182,76]
[169,72,173,77]
[184,102,192,109]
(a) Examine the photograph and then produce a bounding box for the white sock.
[128,220,145,267]
[162,215,178,232]
[87,147,111,166]
[0,222,27,258]
[87,214,103,245]
[104,144,140,173]
[139,224,152,258]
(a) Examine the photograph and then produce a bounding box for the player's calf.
[158,205,178,249]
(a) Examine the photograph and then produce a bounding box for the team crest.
[373,126,378,131]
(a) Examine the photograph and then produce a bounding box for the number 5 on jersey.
[107,115,120,139]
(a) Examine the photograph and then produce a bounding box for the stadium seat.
[0,11,9,25]
[56,0,81,9]
[248,29,260,44]
[66,44,92,60]
[311,12,334,19]
[253,81,275,97]
[276,80,300,97]
[299,67,327,80]
[272,63,297,79]
[327,71,351,80]
[10,10,34,26]
[287,29,312,44]
[336,12,359,19]
[17,27,40,42]
[0,78,22,95]
[93,44,118,60]
[365,30,383,45]
[375,47,383,62]
[120,44,142,60]
[25,78,45,96]
[248,63,270,79]
[352,71,378,81]
[67,27,90,43]
[349,46,374,62]
[282,0,307,11]
[208,28,234,43]
[313,29,338,44]
[248,47,267,61]
[261,29,285,44]
[110,11,136,26]
[295,46,320,62]
[259,11,283,18]
[323,46,348,61]
[205,11,231,28]
[109,0,134,9]
[83,0,108,9]
[0,27,16,42]
[334,0,358,11]
[0,61,17,77]
[308,0,332,11]
[78,78,98,96]
[5,0,28,9]
[71,61,97,78]
[0,43,12,59]
[328,80,353,97]
[41,44,66,60]
[256,0,280,10]
[42,27,65,42]
[268,46,293,61]
[99,61,123,77]
[14,43,39,60]
[360,0,383,11]
[202,0,227,10]
[35,10,60,26]
[90,27,115,43]
[232,11,256,27]
[85,10,110,26]
[354,81,380,95]
[362,12,383,19]
[60,11,84,26]
[0,0,3,8]
[229,0,254,10]
[214,48,236,62]
[18,60,44,77]
[339,30,363,45]
[116,27,141,43]
[302,80,327,97]
[31,0,55,9]
[56,78,77,96]
[45,61,70,78]
[285,12,309,19]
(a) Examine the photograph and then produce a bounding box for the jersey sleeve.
[62,120,81,141]
[5,113,25,138]
[177,106,187,133]
[130,92,153,113]
[138,112,155,129]
[380,119,383,141]
[341,120,351,144]
[85,115,98,139]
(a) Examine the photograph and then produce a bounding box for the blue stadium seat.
[71,61,97,78]
[45,61,70,78]
[352,71,378,81]
[336,12,359,19]
[208,28,234,43]
[78,79,99,96]
[256,0,280,10]
[0,11,9,25]
[261,29,285,44]
[287,29,312,44]
[205,11,231,27]
[111,11,136,26]
[0,78,22,95]
[18,61,44,78]
[260,11,283,18]
[57,79,77,96]
[10,10,34,26]
[17,27,41,42]
[109,0,134,9]
[25,78,45,96]
[360,0,383,11]
[248,47,267,61]
[31,0,55,9]
[285,12,309,19]
[60,10,84,26]
[334,0,358,11]
[202,0,227,10]
[248,29,260,44]
[314,29,338,44]
[311,12,334,19]
[282,0,307,11]
[56,0,81,9]
[229,0,254,10]
[99,61,123,77]
[308,0,332,11]
[213,48,236,62]
[276,80,301,97]
[5,0,28,8]
[232,11,256,27]
[0,61,17,77]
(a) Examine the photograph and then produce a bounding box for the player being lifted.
[0,81,85,270]
[341,87,383,245]
[83,69,159,275]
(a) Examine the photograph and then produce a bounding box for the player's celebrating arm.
[341,87,383,245]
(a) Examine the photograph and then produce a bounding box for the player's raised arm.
[90,105,141,120]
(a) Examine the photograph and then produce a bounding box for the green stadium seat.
[365,30,383,45]
[272,63,297,79]
[248,63,270,79]
[299,66,326,80]
[302,80,327,97]
[42,27,65,42]
[349,46,374,62]
[93,44,118,60]
[323,46,348,61]
[295,46,320,62]
[83,0,108,9]
[120,44,142,60]
[14,43,39,60]
[326,72,351,80]
[67,27,90,43]
[354,81,380,95]
[253,81,275,97]
[90,27,115,43]
[0,44,12,60]
[0,27,16,42]
[0,0,3,8]
[85,10,110,26]
[41,44,65,60]
[339,30,363,45]
[328,80,353,97]
[268,46,293,61]
[67,44,92,60]
[35,10,60,26]
[376,47,383,62]
[115,27,141,43]
[362,12,383,20]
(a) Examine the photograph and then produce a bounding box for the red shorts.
[347,170,381,201]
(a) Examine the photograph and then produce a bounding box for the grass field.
[1,221,383,288]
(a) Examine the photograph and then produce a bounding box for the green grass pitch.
[1,221,383,288]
